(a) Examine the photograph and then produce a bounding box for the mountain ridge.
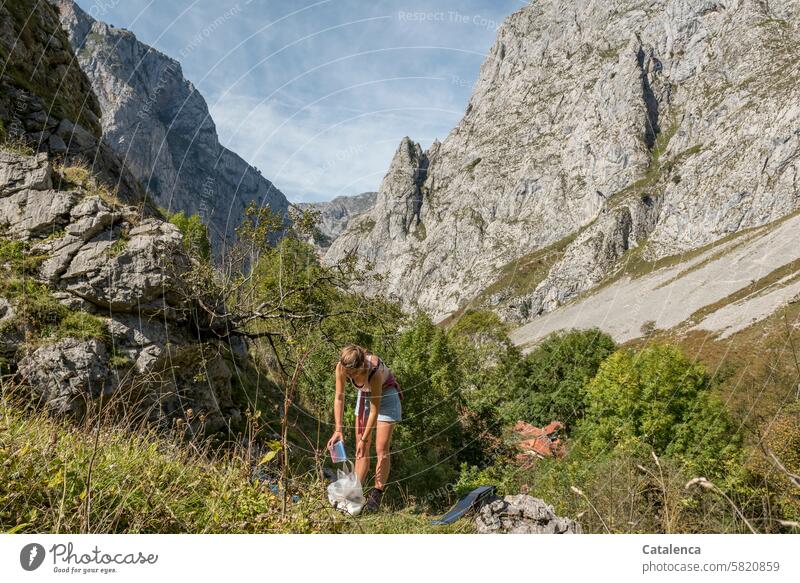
[325,0,800,333]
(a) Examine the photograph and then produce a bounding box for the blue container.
[329,440,347,463]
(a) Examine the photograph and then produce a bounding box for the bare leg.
[374,421,394,490]
[355,426,372,485]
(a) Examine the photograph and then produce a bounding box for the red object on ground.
[513,420,566,463]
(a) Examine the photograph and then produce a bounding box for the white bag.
[327,461,365,516]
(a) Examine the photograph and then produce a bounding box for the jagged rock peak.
[297,191,377,249]
[325,0,800,322]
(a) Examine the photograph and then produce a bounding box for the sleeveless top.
[349,353,402,435]
[350,353,399,393]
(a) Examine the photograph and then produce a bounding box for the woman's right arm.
[327,363,346,448]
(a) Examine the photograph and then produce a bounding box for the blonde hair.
[339,344,367,370]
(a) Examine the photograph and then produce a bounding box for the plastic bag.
[327,460,365,516]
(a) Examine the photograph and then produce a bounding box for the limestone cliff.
[298,191,377,249]
[326,0,800,324]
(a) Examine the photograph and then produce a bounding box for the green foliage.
[0,400,315,533]
[504,329,616,428]
[0,239,108,345]
[236,202,285,248]
[386,314,464,498]
[54,311,109,343]
[106,231,129,257]
[579,343,741,479]
[448,309,514,362]
[0,239,45,275]
[169,211,211,260]
[745,402,800,525]
[446,310,521,467]
[1,278,66,336]
[109,351,134,370]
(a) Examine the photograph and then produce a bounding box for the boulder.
[475,494,582,534]
[18,338,113,416]
[0,151,53,194]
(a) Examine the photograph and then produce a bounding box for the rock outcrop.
[18,338,112,417]
[326,0,800,324]
[0,2,243,433]
[1,151,241,431]
[298,191,377,249]
[0,152,245,431]
[475,494,582,534]
[52,0,291,249]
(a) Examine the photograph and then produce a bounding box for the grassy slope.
[0,396,471,534]
[625,293,800,464]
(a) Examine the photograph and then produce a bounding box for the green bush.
[503,328,616,428]
[384,314,464,500]
[447,310,521,468]
[169,211,211,260]
[578,343,741,479]
[54,311,109,342]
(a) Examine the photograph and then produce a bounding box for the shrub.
[54,311,109,342]
[447,310,521,467]
[503,328,616,428]
[386,314,464,501]
[169,211,211,260]
[746,402,800,525]
[578,343,741,479]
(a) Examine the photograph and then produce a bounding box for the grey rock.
[25,110,57,132]
[107,314,189,373]
[0,189,78,239]
[0,297,13,323]
[297,191,377,248]
[523,193,663,318]
[0,152,53,194]
[18,338,113,417]
[48,133,68,154]
[55,118,97,152]
[475,494,582,534]
[59,218,189,316]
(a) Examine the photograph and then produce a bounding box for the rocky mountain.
[298,191,377,249]
[326,0,800,329]
[0,0,145,205]
[1,0,245,433]
[51,0,290,250]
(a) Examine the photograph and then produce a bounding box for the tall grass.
[0,383,468,534]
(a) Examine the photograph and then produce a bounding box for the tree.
[169,211,211,260]
[579,343,741,478]
[503,328,616,428]
[386,314,464,496]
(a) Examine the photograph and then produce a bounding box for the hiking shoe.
[363,488,384,513]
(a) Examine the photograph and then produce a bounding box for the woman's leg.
[374,421,394,490]
[355,426,372,485]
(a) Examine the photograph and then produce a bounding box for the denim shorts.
[356,386,402,423]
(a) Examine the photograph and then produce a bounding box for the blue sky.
[75,0,526,202]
